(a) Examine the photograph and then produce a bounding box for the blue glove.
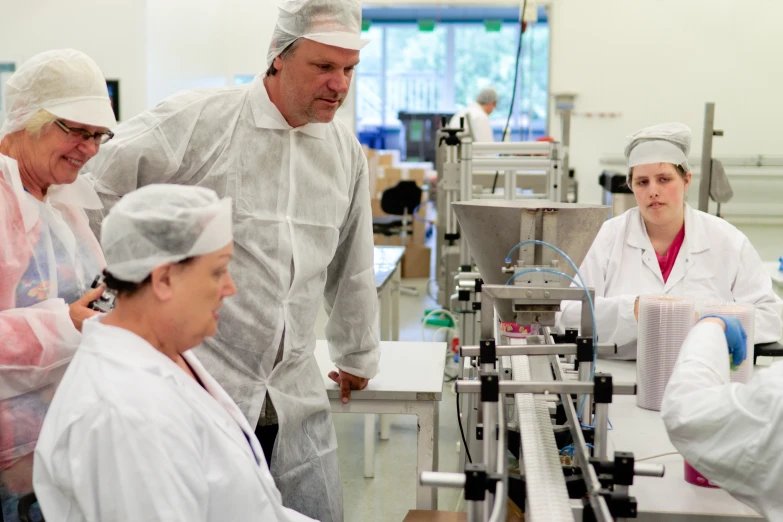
[699,315,747,371]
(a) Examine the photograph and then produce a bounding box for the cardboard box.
[373,233,402,246]
[402,243,431,279]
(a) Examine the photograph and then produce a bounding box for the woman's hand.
[68,285,105,332]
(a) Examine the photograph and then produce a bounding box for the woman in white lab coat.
[33,185,314,522]
[661,316,782,520]
[557,123,782,359]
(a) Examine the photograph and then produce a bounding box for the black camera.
[87,274,117,313]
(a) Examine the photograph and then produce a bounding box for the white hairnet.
[476,87,499,105]
[1,49,116,138]
[267,0,369,67]
[101,185,233,283]
[625,122,692,172]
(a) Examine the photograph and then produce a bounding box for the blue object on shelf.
[779,256,783,272]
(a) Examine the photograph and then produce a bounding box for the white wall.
[547,0,783,259]
[146,0,275,105]
[146,0,356,130]
[0,0,147,123]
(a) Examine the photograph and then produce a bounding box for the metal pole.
[504,169,514,200]
[593,403,609,460]
[698,103,715,212]
[560,108,571,203]
[482,400,496,521]
[459,142,473,266]
[578,361,593,426]
[466,500,482,522]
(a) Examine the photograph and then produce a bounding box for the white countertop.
[765,261,783,287]
[314,340,446,402]
[374,246,406,290]
[597,359,761,519]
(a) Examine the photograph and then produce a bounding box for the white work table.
[765,261,783,298]
[375,246,405,343]
[596,359,762,521]
[315,340,446,511]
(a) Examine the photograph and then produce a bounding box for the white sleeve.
[323,148,380,379]
[556,225,638,347]
[36,403,210,522]
[661,322,783,517]
[731,237,783,343]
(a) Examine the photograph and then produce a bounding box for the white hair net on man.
[101,185,233,283]
[625,122,692,172]
[266,0,369,67]
[476,86,499,105]
[0,48,116,138]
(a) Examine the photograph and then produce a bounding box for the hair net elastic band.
[627,141,688,170]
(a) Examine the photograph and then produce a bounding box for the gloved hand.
[699,315,748,371]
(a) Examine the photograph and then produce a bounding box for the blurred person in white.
[0,48,115,522]
[556,122,782,359]
[81,1,380,520]
[33,184,315,522]
[449,86,498,142]
[661,315,783,520]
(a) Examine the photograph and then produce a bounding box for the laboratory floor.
[314,278,464,522]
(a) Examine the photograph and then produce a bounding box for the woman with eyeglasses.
[0,49,116,522]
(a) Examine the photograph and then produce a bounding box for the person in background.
[0,49,115,522]
[662,315,782,520]
[449,86,498,142]
[34,184,315,522]
[556,123,782,359]
[81,1,379,519]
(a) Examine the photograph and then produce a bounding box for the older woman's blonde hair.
[24,109,59,138]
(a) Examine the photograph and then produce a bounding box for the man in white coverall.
[82,1,380,520]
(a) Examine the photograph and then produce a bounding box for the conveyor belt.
[512,355,574,522]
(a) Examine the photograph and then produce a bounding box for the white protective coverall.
[82,76,380,521]
[33,317,315,522]
[0,155,105,521]
[662,321,783,521]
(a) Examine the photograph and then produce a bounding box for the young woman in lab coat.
[33,185,314,522]
[557,122,782,359]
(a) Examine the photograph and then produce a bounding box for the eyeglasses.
[54,120,114,145]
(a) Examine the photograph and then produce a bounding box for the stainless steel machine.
[421,200,665,522]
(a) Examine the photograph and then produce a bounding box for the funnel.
[452,200,609,322]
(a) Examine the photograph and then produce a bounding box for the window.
[0,62,16,127]
[356,6,550,154]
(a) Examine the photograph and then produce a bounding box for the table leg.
[391,263,401,342]
[380,414,391,440]
[364,413,375,478]
[380,267,400,441]
[379,286,391,342]
[416,403,439,510]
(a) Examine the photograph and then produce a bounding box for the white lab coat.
[33,317,315,522]
[82,75,379,522]
[449,102,495,142]
[557,204,782,359]
[662,321,783,521]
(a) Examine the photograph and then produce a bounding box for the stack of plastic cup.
[636,295,696,411]
[697,302,755,383]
